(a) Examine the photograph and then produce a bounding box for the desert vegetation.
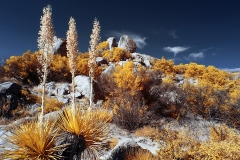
[0,4,240,160]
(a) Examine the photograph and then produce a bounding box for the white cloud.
[169,30,178,39]
[107,31,147,49]
[163,46,189,57]
[220,68,240,72]
[188,52,205,60]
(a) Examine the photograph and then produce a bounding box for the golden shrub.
[103,47,131,62]
[173,63,187,74]
[4,50,41,84]
[37,97,64,114]
[184,62,206,78]
[97,41,109,55]
[113,61,149,94]
[49,54,71,82]
[75,52,102,78]
[153,57,175,75]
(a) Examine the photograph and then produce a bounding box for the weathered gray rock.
[96,57,109,65]
[102,63,116,75]
[131,53,153,67]
[107,37,117,51]
[46,82,56,96]
[0,82,14,93]
[118,35,137,53]
[74,75,91,99]
[55,83,70,96]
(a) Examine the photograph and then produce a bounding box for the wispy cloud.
[186,52,205,61]
[163,46,189,57]
[107,31,147,49]
[220,68,240,72]
[169,30,178,39]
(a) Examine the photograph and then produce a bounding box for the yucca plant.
[1,117,67,160]
[66,17,78,112]
[88,18,101,109]
[58,106,109,160]
[37,5,55,124]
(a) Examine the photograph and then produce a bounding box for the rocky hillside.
[0,35,240,159]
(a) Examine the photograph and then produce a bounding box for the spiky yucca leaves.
[66,17,78,111]
[58,106,109,160]
[37,5,55,124]
[2,118,66,160]
[88,18,101,108]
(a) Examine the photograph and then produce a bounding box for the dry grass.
[58,106,110,159]
[194,124,240,159]
[91,108,113,123]
[109,137,119,149]
[1,117,67,160]
[156,124,240,160]
[37,97,64,114]
[134,125,159,140]
[125,148,157,160]
[0,101,32,122]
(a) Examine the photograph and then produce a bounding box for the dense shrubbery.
[3,51,103,84]
[103,47,131,62]
[4,50,41,84]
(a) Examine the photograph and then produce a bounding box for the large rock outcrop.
[107,37,117,51]
[118,35,137,53]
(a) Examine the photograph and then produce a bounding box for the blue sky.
[1,0,240,71]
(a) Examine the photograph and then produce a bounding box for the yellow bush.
[192,125,240,159]
[173,63,187,74]
[113,61,149,94]
[184,62,206,78]
[97,41,109,55]
[49,54,71,82]
[103,47,131,62]
[4,50,41,84]
[75,52,102,78]
[199,65,230,89]
[153,57,175,75]
[37,97,64,114]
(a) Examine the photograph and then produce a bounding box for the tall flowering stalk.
[66,17,78,113]
[37,5,55,124]
[88,18,101,109]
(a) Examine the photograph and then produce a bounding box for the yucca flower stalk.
[66,17,78,113]
[2,118,67,160]
[37,5,55,124]
[58,106,110,159]
[88,18,101,109]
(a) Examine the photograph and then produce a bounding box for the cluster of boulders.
[0,82,26,117]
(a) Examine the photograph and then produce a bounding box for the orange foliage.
[103,47,131,62]
[173,63,187,74]
[184,62,205,78]
[153,57,175,75]
[4,50,41,84]
[113,61,149,94]
[75,52,102,78]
